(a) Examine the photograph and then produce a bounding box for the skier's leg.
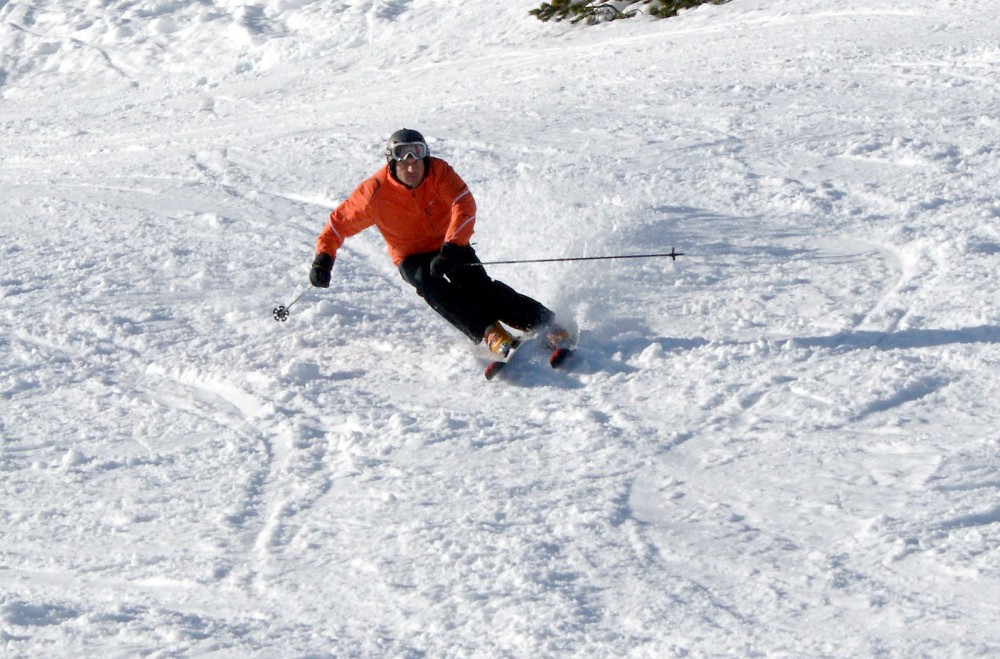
[489,280,554,331]
[443,246,555,332]
[399,253,494,342]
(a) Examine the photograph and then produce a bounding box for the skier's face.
[396,157,425,189]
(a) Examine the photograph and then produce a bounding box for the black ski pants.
[399,246,553,343]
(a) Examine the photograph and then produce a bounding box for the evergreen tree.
[530,0,730,24]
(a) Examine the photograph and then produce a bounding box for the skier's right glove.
[309,253,334,288]
[430,242,466,278]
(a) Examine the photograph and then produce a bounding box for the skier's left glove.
[430,242,465,278]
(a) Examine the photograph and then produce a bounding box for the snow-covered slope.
[3,0,1000,655]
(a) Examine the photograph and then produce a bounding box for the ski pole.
[272,288,310,322]
[468,247,684,266]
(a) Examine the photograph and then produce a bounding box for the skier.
[309,128,569,357]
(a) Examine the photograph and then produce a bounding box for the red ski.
[484,329,574,380]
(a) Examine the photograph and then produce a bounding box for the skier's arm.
[316,177,380,258]
[439,165,477,247]
[311,177,380,287]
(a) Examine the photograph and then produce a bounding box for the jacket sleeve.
[316,176,380,257]
[438,162,477,246]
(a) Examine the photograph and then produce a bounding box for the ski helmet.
[385,128,430,164]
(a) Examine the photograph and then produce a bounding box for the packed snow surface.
[3,0,1000,655]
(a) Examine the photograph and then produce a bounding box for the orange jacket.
[316,158,477,266]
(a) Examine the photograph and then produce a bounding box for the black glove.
[309,253,334,288]
[429,242,465,278]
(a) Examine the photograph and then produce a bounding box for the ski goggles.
[388,141,429,161]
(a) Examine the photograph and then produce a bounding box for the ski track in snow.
[3,0,1000,656]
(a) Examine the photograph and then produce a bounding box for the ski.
[484,358,508,380]
[484,338,522,380]
[484,331,574,380]
[549,346,573,368]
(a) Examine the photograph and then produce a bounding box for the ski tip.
[549,347,573,368]
[484,360,506,380]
